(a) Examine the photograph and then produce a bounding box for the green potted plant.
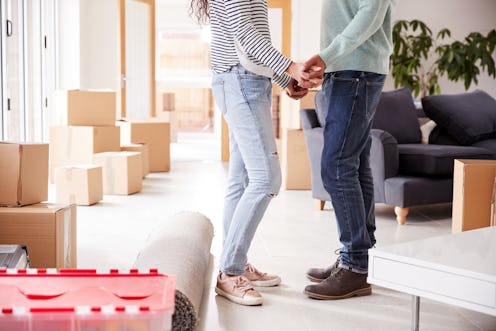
[390,19,496,98]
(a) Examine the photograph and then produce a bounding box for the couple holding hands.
[189,0,396,306]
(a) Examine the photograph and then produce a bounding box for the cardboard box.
[93,152,143,195]
[121,143,150,177]
[0,142,49,206]
[162,92,175,111]
[490,176,496,227]
[54,165,103,205]
[56,89,116,126]
[117,119,170,172]
[452,159,496,233]
[49,125,120,181]
[281,129,311,190]
[155,110,178,143]
[0,203,77,268]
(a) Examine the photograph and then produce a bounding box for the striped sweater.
[209,0,292,88]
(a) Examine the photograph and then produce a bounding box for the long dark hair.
[189,0,209,24]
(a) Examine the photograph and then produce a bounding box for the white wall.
[291,0,496,96]
[79,0,119,90]
[57,0,119,91]
[57,0,80,89]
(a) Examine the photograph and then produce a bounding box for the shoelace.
[245,263,266,277]
[233,276,254,292]
[330,267,343,279]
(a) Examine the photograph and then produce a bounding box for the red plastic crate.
[0,268,175,331]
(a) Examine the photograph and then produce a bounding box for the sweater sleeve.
[273,72,292,89]
[226,0,292,77]
[320,0,392,68]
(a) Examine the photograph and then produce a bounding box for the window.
[0,0,55,142]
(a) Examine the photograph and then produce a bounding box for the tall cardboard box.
[54,165,103,205]
[281,129,311,190]
[0,203,77,268]
[491,176,496,227]
[0,142,49,206]
[162,92,175,111]
[452,159,496,233]
[56,89,116,126]
[121,143,150,177]
[117,119,170,172]
[155,110,178,143]
[93,152,143,195]
[49,125,120,181]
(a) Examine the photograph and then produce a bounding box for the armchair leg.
[394,207,409,225]
[314,200,326,210]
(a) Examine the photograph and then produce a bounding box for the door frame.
[119,0,156,118]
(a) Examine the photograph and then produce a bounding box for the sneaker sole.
[251,276,281,287]
[303,286,372,300]
[215,287,263,306]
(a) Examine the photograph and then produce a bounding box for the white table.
[368,227,496,330]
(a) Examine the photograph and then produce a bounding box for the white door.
[121,0,155,119]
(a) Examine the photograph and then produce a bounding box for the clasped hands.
[285,54,326,100]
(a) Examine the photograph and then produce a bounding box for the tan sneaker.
[215,272,263,306]
[243,263,281,287]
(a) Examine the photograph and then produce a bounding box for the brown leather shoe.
[304,267,371,300]
[306,259,339,283]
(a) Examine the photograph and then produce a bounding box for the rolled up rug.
[133,211,214,331]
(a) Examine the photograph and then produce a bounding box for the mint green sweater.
[319,0,395,74]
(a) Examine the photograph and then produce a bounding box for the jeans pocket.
[330,75,359,97]
[365,77,386,119]
[212,76,227,115]
[238,73,271,104]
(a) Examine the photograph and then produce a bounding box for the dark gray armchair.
[300,91,331,210]
[371,87,494,224]
[301,87,495,224]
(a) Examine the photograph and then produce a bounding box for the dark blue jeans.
[320,71,386,273]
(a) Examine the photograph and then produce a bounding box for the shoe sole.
[215,287,263,306]
[303,286,372,300]
[251,276,281,287]
[306,274,325,283]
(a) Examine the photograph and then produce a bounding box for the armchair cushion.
[422,90,496,145]
[472,139,496,158]
[428,126,459,145]
[398,144,493,176]
[373,87,422,144]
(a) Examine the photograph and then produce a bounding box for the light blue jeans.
[321,71,386,273]
[212,65,282,275]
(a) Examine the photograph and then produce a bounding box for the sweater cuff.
[273,72,292,89]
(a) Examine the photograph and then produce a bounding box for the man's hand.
[298,54,326,89]
[285,78,308,100]
[285,62,323,88]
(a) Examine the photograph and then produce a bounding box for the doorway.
[119,0,156,119]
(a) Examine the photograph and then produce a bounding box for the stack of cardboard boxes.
[50,90,145,201]
[0,142,77,268]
